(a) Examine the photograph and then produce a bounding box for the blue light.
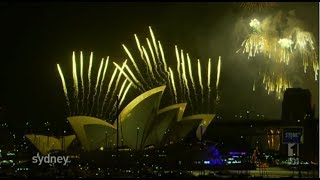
[229,152,246,156]
[208,145,223,165]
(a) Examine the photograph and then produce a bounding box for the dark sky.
[1,2,319,134]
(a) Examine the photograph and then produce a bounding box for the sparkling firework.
[278,38,293,64]
[58,52,133,120]
[147,38,162,81]
[97,57,109,115]
[237,14,318,99]
[113,62,139,90]
[107,60,128,117]
[175,45,183,102]
[142,46,156,82]
[181,50,192,112]
[237,33,265,59]
[215,57,221,104]
[240,2,278,11]
[207,58,211,112]
[90,59,105,115]
[122,44,148,88]
[187,54,199,112]
[101,68,118,116]
[216,56,221,89]
[72,52,79,114]
[80,51,85,113]
[158,41,168,72]
[87,52,94,112]
[149,26,159,60]
[57,64,71,113]
[197,59,204,104]
[120,27,221,114]
[124,64,144,90]
[118,79,128,99]
[119,82,132,107]
[169,67,178,103]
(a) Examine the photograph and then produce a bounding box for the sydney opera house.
[26,86,215,155]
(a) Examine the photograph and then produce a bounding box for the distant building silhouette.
[280,88,318,162]
[281,88,313,122]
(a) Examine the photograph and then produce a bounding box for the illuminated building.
[67,86,215,151]
[25,134,76,155]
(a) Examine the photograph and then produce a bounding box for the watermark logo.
[32,153,70,165]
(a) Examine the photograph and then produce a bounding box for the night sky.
[1,2,319,135]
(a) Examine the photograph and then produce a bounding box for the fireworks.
[57,64,70,112]
[97,57,109,115]
[90,58,105,115]
[240,2,278,11]
[57,52,133,120]
[119,27,222,114]
[80,51,85,113]
[58,27,222,118]
[249,19,261,32]
[237,13,319,99]
[197,59,204,105]
[169,67,178,103]
[72,52,79,114]
[87,52,94,112]
[207,58,211,113]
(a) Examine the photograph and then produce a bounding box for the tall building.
[280,88,318,162]
[281,88,313,122]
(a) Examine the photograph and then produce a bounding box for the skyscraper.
[281,88,313,122]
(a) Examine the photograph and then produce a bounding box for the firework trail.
[86,52,94,113]
[142,46,156,83]
[72,51,79,114]
[107,60,127,117]
[216,56,221,89]
[237,14,318,99]
[118,79,128,99]
[134,35,154,86]
[180,50,187,102]
[57,64,71,114]
[278,38,293,65]
[110,79,128,116]
[119,82,132,107]
[197,59,204,105]
[187,53,197,100]
[181,50,192,111]
[169,68,178,103]
[90,59,105,116]
[215,56,222,103]
[157,40,169,80]
[253,79,256,92]
[237,33,265,59]
[293,30,318,77]
[113,62,140,90]
[147,38,163,82]
[149,27,167,80]
[134,34,144,60]
[80,51,85,114]
[100,68,118,117]
[175,45,183,102]
[158,41,168,73]
[207,58,211,113]
[97,57,109,116]
[149,26,159,60]
[157,40,174,103]
[240,2,278,11]
[124,64,145,91]
[122,44,149,89]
